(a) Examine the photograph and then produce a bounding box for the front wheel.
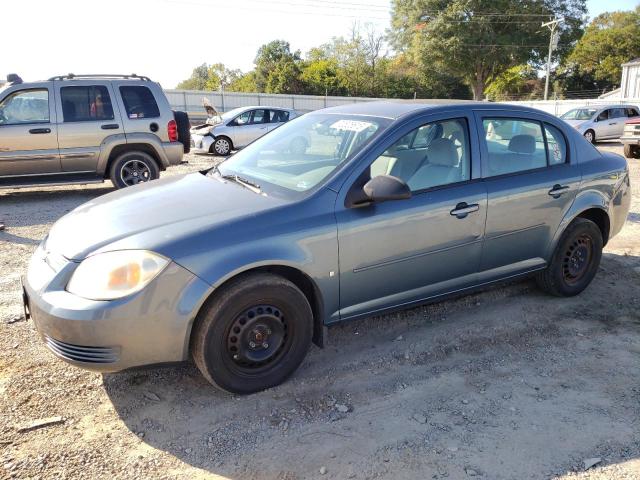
[623,144,640,159]
[191,273,313,394]
[536,218,603,297]
[109,151,160,189]
[583,130,595,144]
[212,136,232,156]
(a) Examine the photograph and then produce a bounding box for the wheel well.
[577,208,610,245]
[193,265,326,349]
[105,144,163,177]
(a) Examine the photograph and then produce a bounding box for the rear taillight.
[168,120,178,142]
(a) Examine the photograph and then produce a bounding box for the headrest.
[508,135,536,154]
[427,138,458,166]
[425,123,444,146]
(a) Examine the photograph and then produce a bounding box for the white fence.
[165,89,640,120]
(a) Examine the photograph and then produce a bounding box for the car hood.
[46,173,286,261]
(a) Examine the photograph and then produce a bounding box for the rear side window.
[482,119,546,176]
[119,86,160,119]
[626,108,639,117]
[270,110,290,123]
[0,89,49,125]
[544,124,567,165]
[61,86,114,122]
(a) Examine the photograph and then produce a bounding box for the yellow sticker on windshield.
[330,120,373,133]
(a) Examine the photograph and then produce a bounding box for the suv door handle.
[29,128,51,134]
[548,184,570,197]
[450,202,479,218]
[101,124,120,130]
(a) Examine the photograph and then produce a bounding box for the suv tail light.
[168,120,178,142]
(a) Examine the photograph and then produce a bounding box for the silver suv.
[0,74,190,189]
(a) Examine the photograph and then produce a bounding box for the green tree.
[390,0,587,99]
[300,55,343,95]
[485,64,543,100]
[254,40,302,93]
[176,63,210,90]
[563,7,640,90]
[204,63,242,91]
[227,72,259,93]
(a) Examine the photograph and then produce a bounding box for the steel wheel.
[120,159,151,186]
[562,234,593,285]
[225,304,290,374]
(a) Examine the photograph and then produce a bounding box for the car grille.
[44,336,119,364]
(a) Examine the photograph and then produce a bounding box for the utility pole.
[542,16,563,101]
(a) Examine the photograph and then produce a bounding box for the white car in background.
[190,106,302,156]
[559,105,640,143]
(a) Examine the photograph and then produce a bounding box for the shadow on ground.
[103,253,640,479]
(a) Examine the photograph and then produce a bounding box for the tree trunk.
[472,69,486,100]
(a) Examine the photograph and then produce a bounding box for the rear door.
[608,107,627,137]
[115,83,171,142]
[55,81,121,172]
[474,111,580,276]
[0,85,61,176]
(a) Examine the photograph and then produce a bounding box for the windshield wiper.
[221,173,262,194]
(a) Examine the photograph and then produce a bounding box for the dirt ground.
[1,143,639,480]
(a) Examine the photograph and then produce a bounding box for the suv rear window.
[119,86,160,119]
[61,86,114,122]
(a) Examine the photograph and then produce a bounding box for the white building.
[599,58,640,99]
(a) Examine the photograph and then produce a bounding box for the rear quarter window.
[119,86,160,119]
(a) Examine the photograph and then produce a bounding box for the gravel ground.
[1,143,639,480]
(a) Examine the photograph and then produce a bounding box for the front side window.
[234,111,251,126]
[482,118,547,176]
[119,86,160,119]
[61,86,114,122]
[596,110,609,122]
[0,89,49,125]
[214,113,388,195]
[369,118,470,192]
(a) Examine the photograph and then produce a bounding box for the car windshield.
[213,113,389,195]
[220,107,248,122]
[561,108,597,120]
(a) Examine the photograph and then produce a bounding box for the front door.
[231,109,270,148]
[476,113,580,275]
[0,87,61,177]
[336,115,487,320]
[55,82,121,172]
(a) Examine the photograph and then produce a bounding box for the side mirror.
[348,175,411,207]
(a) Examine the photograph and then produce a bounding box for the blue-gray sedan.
[23,101,631,393]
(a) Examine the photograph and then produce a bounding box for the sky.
[1,0,637,88]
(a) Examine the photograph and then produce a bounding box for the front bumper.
[190,134,214,154]
[620,136,640,146]
[23,246,211,372]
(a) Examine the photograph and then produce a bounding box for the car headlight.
[66,250,169,300]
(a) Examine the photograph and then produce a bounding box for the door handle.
[450,202,479,218]
[609,122,617,125]
[101,123,120,130]
[29,128,51,134]
[548,184,570,197]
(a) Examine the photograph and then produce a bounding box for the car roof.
[229,106,295,113]
[313,100,552,120]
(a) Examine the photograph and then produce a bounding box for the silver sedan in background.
[190,106,302,156]
[560,104,639,143]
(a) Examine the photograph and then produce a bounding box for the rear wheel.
[191,273,313,394]
[536,218,603,297]
[213,136,232,156]
[109,151,159,189]
[623,144,640,159]
[584,129,595,144]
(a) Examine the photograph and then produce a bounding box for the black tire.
[536,218,603,297]
[109,151,160,189]
[623,144,640,159]
[191,273,313,394]
[290,137,308,155]
[173,110,191,153]
[212,136,232,156]
[583,129,595,144]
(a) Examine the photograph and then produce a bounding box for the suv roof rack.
[48,73,151,81]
